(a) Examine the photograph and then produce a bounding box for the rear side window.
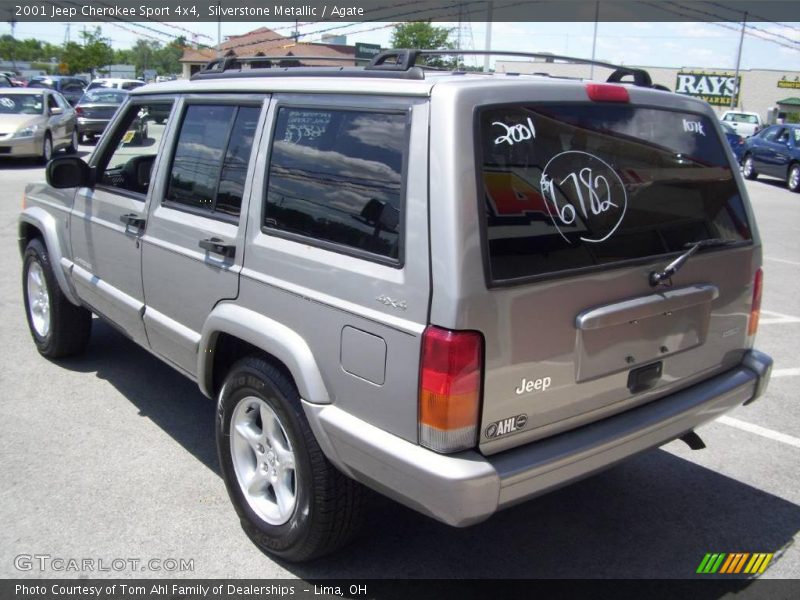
[264,107,406,261]
[478,104,752,283]
[165,104,260,219]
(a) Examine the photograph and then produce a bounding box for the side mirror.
[50,106,63,115]
[46,156,93,188]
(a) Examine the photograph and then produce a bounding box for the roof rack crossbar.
[196,55,360,74]
[366,49,654,87]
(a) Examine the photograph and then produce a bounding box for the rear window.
[724,113,759,124]
[478,104,752,283]
[27,79,54,89]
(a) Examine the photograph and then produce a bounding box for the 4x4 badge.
[375,295,407,311]
[485,414,528,439]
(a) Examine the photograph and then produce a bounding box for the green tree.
[130,39,160,76]
[154,36,186,75]
[60,28,113,75]
[390,22,455,68]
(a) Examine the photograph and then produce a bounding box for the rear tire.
[216,355,365,562]
[22,238,92,358]
[788,164,800,193]
[742,154,758,180]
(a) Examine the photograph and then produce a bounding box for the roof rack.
[191,55,425,81]
[190,49,661,89]
[366,49,656,88]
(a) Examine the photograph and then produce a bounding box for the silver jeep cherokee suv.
[19,50,773,561]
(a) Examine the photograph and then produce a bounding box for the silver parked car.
[0,88,78,161]
[19,50,772,562]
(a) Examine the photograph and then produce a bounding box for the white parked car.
[87,78,145,91]
[720,110,763,138]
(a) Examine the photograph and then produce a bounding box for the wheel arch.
[198,303,331,405]
[19,208,81,305]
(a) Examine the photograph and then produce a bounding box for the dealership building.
[495,60,800,123]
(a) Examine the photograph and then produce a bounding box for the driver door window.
[97,100,174,196]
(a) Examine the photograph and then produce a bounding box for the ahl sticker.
[485,414,528,439]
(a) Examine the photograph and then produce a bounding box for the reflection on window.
[479,105,752,282]
[264,108,406,260]
[165,104,259,218]
[99,101,174,196]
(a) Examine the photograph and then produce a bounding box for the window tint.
[763,127,779,142]
[47,95,58,111]
[53,93,69,110]
[98,101,174,196]
[478,104,752,282]
[725,113,758,124]
[62,80,84,92]
[264,108,406,260]
[28,79,54,89]
[165,104,259,218]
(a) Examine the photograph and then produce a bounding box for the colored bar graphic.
[744,553,774,574]
[698,552,774,575]
[697,553,726,574]
[720,553,750,573]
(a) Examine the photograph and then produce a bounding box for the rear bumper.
[76,118,110,135]
[304,349,772,527]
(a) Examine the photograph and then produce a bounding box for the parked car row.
[741,124,800,192]
[0,83,162,162]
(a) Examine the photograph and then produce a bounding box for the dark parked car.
[720,121,745,162]
[75,88,146,143]
[741,124,800,192]
[27,76,86,105]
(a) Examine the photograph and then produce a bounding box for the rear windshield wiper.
[649,238,738,287]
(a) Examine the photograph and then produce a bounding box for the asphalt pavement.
[0,147,798,581]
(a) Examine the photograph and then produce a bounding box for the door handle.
[199,237,236,258]
[119,213,145,229]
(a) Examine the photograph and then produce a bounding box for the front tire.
[22,238,92,358]
[788,164,800,193]
[66,128,78,154]
[742,154,758,180]
[216,356,365,562]
[40,133,52,164]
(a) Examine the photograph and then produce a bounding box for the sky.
[5,21,800,72]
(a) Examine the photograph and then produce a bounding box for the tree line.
[0,27,186,77]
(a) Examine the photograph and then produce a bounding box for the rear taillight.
[585,83,629,103]
[748,268,763,336]
[419,326,483,453]
[74,106,83,116]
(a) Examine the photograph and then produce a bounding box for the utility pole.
[9,18,17,70]
[589,1,599,79]
[216,3,221,58]
[731,12,747,109]
[483,2,493,73]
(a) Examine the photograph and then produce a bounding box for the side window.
[264,107,406,261]
[53,93,69,110]
[97,100,175,196]
[47,95,58,111]
[164,104,260,219]
[763,127,779,142]
[776,128,790,144]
